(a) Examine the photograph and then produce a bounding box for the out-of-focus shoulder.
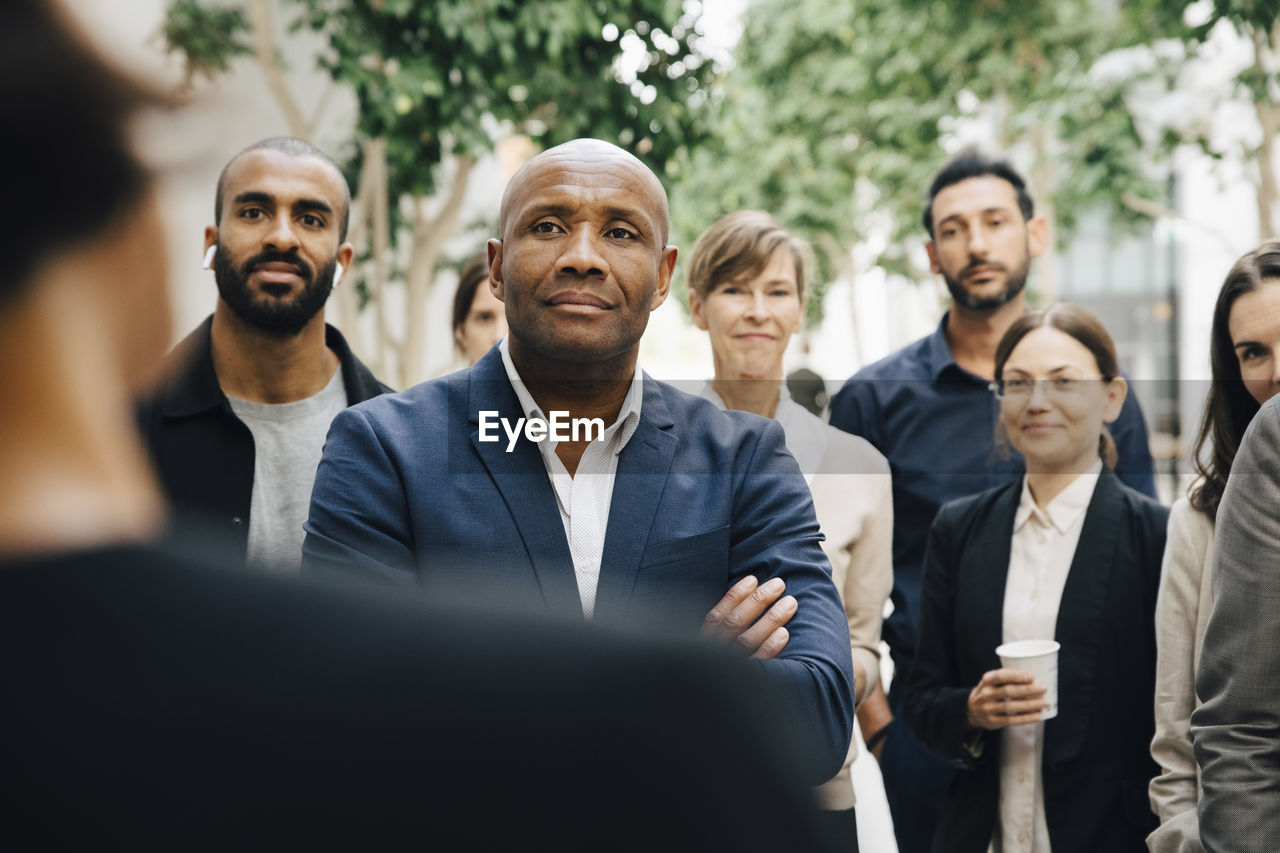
[820,424,890,476]
[1167,495,1214,542]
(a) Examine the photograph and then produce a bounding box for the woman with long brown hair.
[1148,242,1280,853]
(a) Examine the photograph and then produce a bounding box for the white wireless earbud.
[202,245,217,270]
[332,262,344,287]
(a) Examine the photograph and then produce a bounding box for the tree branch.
[306,80,336,139]
[817,231,862,366]
[1119,192,1242,256]
[400,155,477,385]
[367,138,396,381]
[247,0,308,137]
[1251,23,1280,238]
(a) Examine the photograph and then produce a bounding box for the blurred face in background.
[927,175,1047,312]
[690,246,803,381]
[998,326,1126,476]
[114,189,174,392]
[456,281,507,365]
[1228,279,1280,406]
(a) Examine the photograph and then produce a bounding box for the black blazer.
[904,469,1168,853]
[136,316,391,557]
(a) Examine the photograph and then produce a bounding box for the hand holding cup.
[966,668,1049,731]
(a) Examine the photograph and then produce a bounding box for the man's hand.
[702,575,797,660]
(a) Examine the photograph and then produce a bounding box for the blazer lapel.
[1045,470,1122,765]
[592,376,678,623]
[963,483,1020,681]
[466,351,581,616]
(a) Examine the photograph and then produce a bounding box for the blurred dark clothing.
[136,316,389,559]
[829,312,1158,853]
[879,682,953,853]
[786,367,829,418]
[0,540,830,851]
[814,806,859,852]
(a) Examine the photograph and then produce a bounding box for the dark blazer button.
[231,516,244,527]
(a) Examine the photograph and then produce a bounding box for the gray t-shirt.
[227,368,347,572]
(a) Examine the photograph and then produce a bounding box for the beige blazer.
[1148,498,1214,853]
[807,424,894,811]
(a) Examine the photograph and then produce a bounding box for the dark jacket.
[136,315,391,557]
[904,469,1168,853]
[2,542,830,851]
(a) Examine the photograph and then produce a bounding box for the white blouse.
[992,461,1101,853]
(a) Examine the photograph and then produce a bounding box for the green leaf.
[161,0,252,80]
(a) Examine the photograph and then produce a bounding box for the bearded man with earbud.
[137,138,390,572]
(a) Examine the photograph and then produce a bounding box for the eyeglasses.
[988,376,1104,401]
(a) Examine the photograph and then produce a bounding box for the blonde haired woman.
[687,210,893,850]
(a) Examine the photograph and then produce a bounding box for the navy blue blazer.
[302,348,855,781]
[904,470,1167,853]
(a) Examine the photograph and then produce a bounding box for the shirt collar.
[160,316,226,417]
[498,337,642,453]
[697,380,794,411]
[924,312,959,381]
[1014,459,1104,534]
[926,311,992,386]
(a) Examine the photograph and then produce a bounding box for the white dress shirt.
[991,460,1101,853]
[499,338,642,618]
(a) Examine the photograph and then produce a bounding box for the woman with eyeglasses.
[1147,243,1280,853]
[904,304,1168,853]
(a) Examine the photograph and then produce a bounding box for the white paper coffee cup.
[996,639,1059,721]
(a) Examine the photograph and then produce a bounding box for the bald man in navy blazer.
[303,139,854,782]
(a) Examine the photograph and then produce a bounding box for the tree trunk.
[1028,120,1060,304]
[246,0,308,138]
[1252,25,1280,240]
[400,155,476,387]
[819,232,863,368]
[365,138,396,384]
[330,140,380,374]
[1254,102,1280,242]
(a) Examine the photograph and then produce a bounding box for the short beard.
[943,251,1030,313]
[214,246,335,337]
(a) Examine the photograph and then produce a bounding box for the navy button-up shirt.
[829,313,1157,671]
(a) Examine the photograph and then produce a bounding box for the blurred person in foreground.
[686,210,893,850]
[136,136,390,573]
[302,139,856,784]
[828,149,1158,853]
[453,251,508,365]
[1192,282,1280,851]
[905,304,1166,852]
[0,3,836,848]
[1148,243,1280,853]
